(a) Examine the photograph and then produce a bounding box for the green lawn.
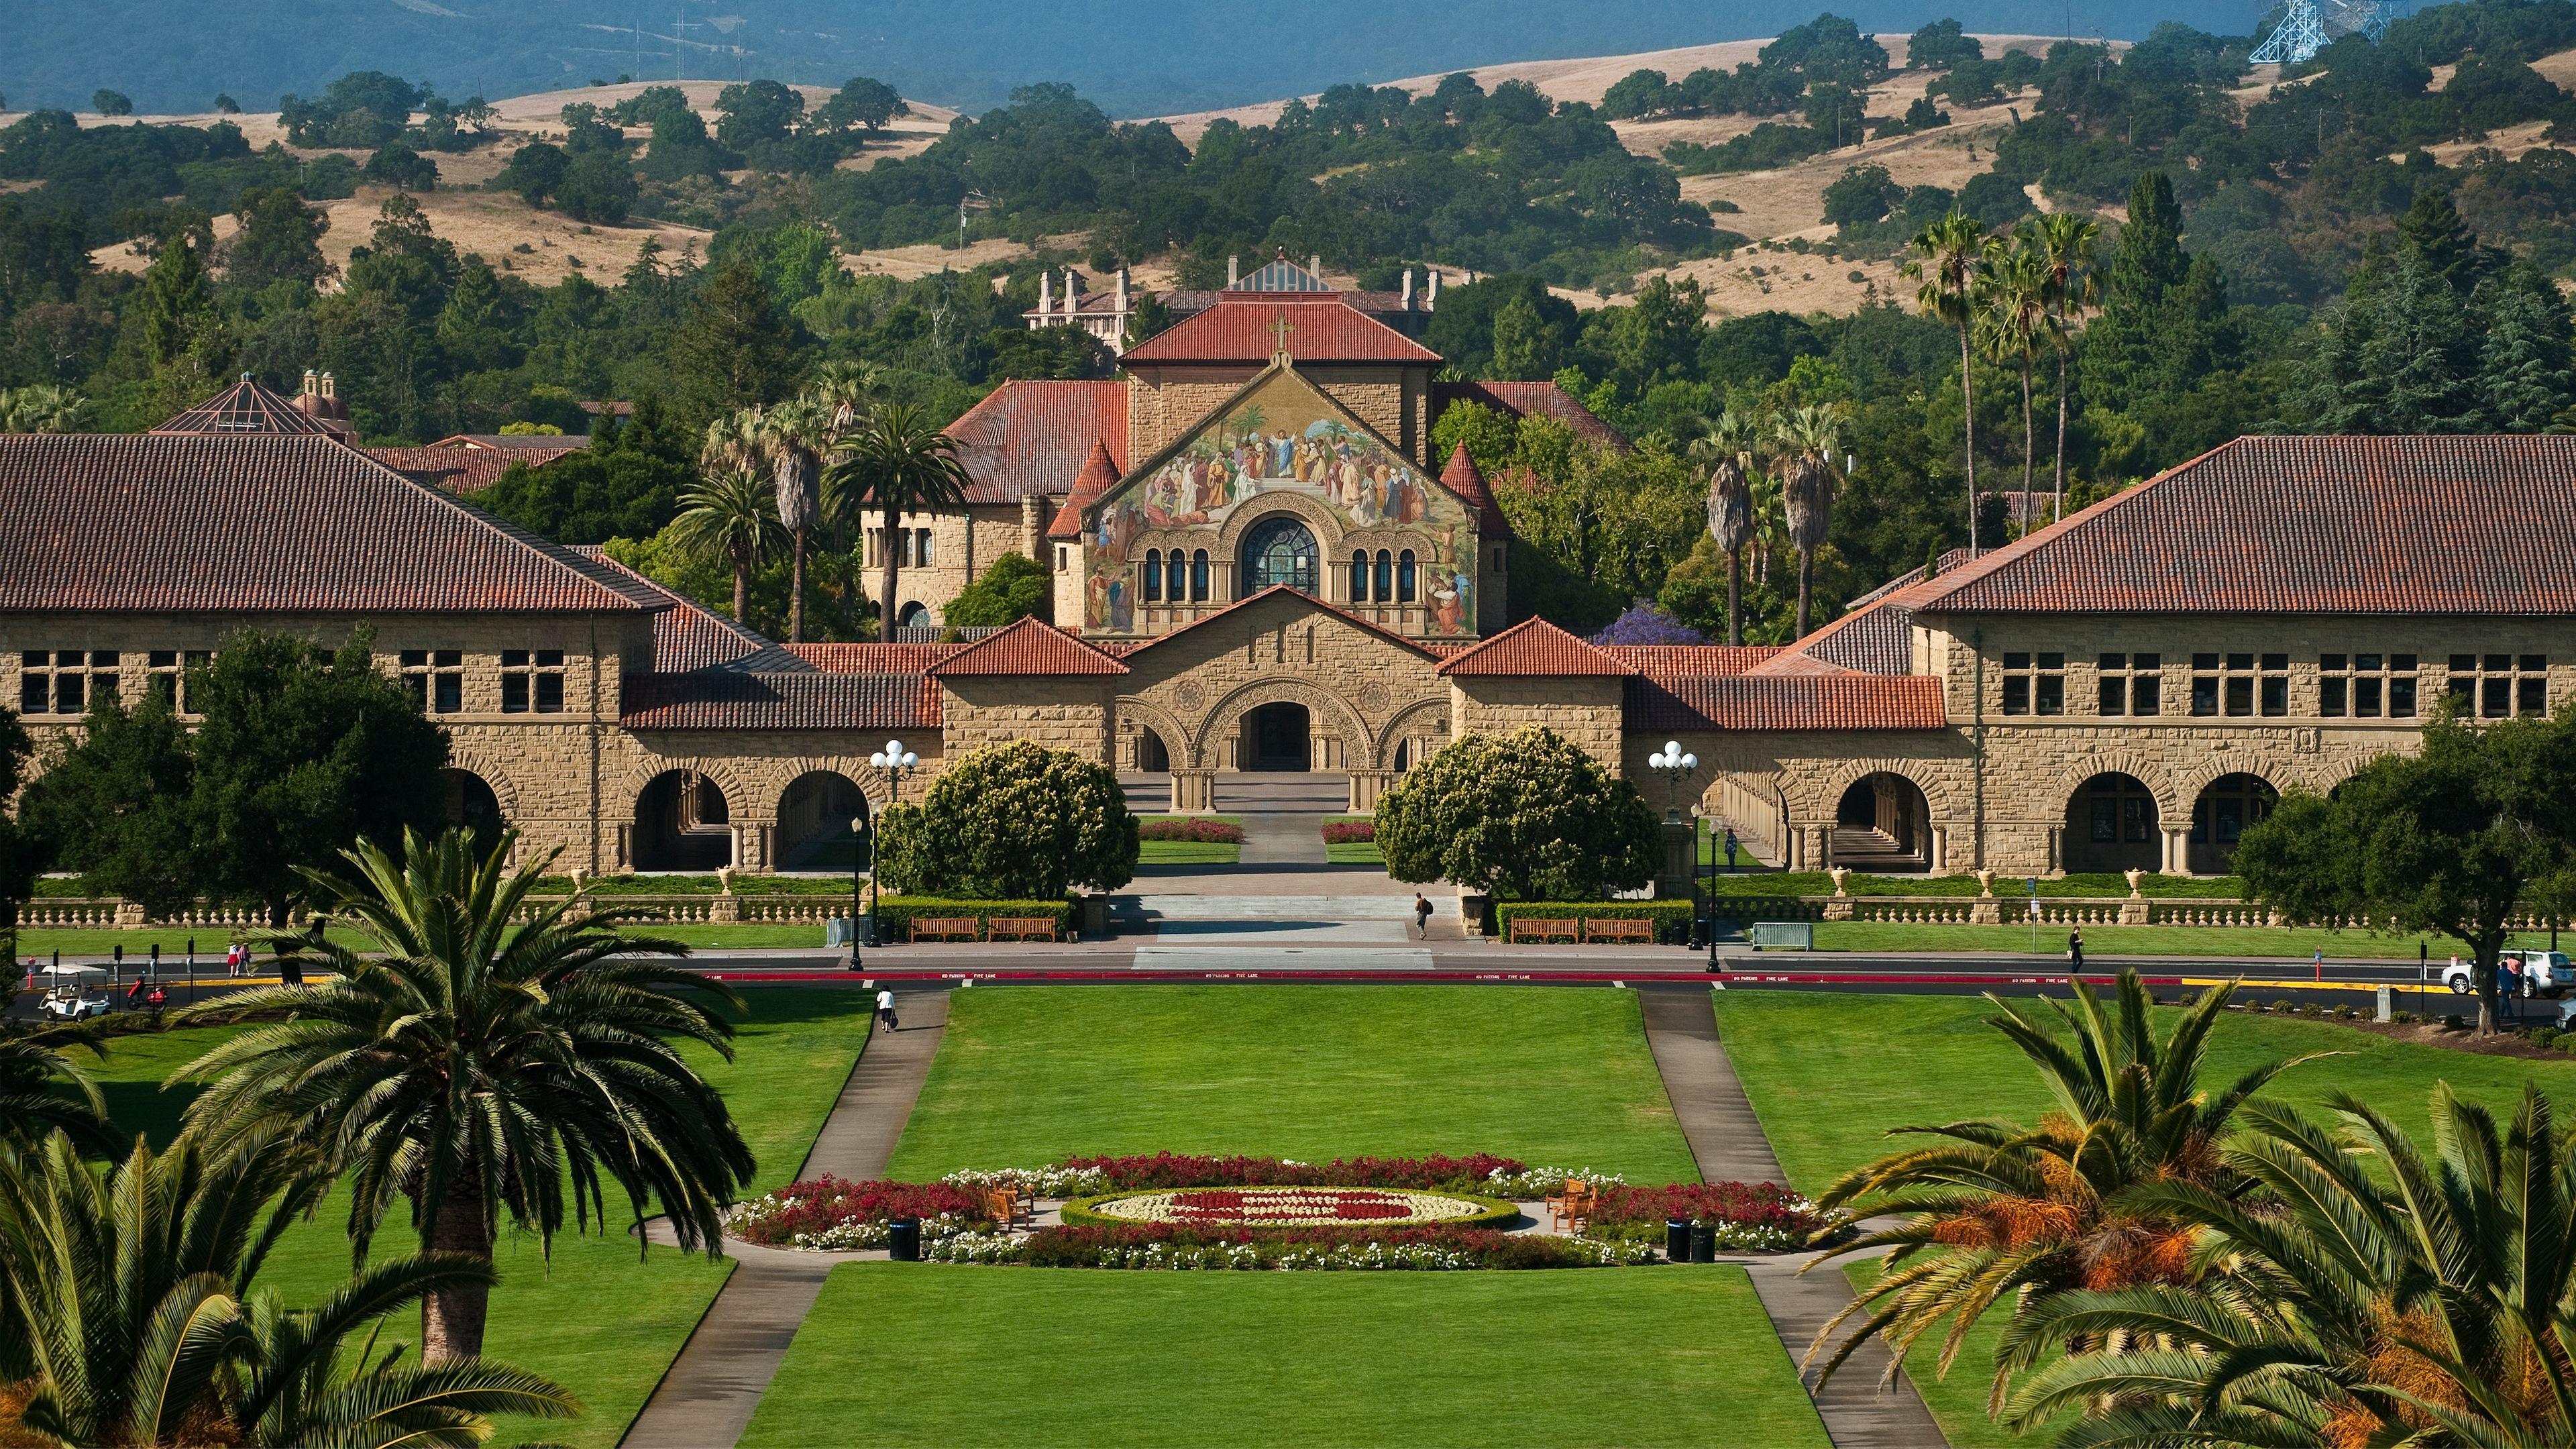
[1136,814,1244,865]
[740,1264,1829,1449]
[1711,988,2576,1193]
[76,986,873,1448]
[885,985,1699,1181]
[13,921,833,958]
[1797,921,2558,959]
[1322,814,1385,865]
[1840,1261,2048,1449]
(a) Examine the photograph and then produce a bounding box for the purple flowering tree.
[1589,602,1704,647]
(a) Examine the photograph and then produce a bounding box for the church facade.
[5,274,2575,889]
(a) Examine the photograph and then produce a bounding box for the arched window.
[1373,549,1393,602]
[1350,549,1369,600]
[1190,549,1211,601]
[1143,549,1163,602]
[1240,517,1317,594]
[1397,549,1417,602]
[1167,551,1187,602]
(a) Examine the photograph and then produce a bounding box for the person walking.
[1412,894,1434,938]
[2068,928,2085,971]
[2500,957,2522,1020]
[875,987,898,1031]
[1723,829,1740,873]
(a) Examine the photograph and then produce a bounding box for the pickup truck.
[2441,949,2575,998]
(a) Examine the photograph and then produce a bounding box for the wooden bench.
[1509,917,1581,944]
[908,916,982,943]
[988,916,1061,943]
[1583,918,1657,944]
[1547,1181,1595,1233]
[983,1186,1034,1230]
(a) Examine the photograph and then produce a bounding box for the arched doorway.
[1136,727,1171,772]
[1832,772,1931,871]
[2190,773,2277,873]
[635,769,733,871]
[777,771,867,871]
[1243,702,1311,771]
[1240,515,1318,594]
[439,768,506,855]
[897,602,932,629]
[2065,773,2159,873]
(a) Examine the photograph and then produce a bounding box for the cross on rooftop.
[1268,312,1294,356]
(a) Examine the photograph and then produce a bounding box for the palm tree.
[755,395,839,643]
[0,1128,576,1446]
[1688,411,1761,647]
[1976,243,2059,539]
[825,402,977,642]
[669,470,786,624]
[170,826,754,1363]
[0,384,90,435]
[2029,213,2100,523]
[1804,970,2316,1406]
[1902,211,1992,553]
[1774,405,1847,640]
[808,358,882,433]
[0,1028,111,1155]
[1996,1083,2576,1448]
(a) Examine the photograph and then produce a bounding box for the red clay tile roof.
[1601,645,1782,677]
[152,376,343,437]
[1121,297,1441,366]
[1116,585,1444,662]
[573,548,810,673]
[621,672,941,731]
[788,642,970,673]
[947,380,1128,507]
[431,433,587,454]
[362,445,519,495]
[1438,443,1507,535]
[1049,441,1126,541]
[1627,674,1949,731]
[1437,617,1635,676]
[0,435,663,615]
[1912,435,2576,616]
[1432,380,1629,451]
[925,616,1129,676]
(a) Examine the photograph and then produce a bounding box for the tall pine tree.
[2477,265,2576,432]
[2078,172,2190,417]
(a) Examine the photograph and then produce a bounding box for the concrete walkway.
[618,987,951,1449]
[1635,984,1948,1449]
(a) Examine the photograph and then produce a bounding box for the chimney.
[1308,253,1322,278]
[1426,269,1441,309]
[1228,254,1239,286]
[1400,268,1414,310]
[1116,266,1129,312]
[1038,269,1053,319]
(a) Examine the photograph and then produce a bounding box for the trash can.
[1689,1222,1717,1263]
[888,1216,922,1262]
[1666,1218,1692,1263]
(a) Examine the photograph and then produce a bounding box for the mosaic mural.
[1081,372,1477,634]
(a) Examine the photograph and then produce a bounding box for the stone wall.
[1450,676,1625,773]
[1123,366,1429,464]
[850,502,1048,625]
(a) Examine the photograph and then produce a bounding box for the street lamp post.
[1646,740,1703,959]
[857,739,918,950]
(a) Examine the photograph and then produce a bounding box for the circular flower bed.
[1062,1185,1515,1230]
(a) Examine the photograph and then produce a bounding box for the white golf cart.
[30,963,113,1022]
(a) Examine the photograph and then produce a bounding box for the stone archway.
[1190,676,1381,812]
[633,769,735,872]
[437,767,508,859]
[2188,771,2278,874]
[1377,696,1450,775]
[2064,773,2161,875]
[776,770,869,871]
[1833,771,1934,872]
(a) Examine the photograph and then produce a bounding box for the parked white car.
[2442,949,2574,997]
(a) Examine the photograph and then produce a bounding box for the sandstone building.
[4,301,2569,885]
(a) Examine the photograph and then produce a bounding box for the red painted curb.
[700,969,2189,987]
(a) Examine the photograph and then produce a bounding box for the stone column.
[1171,769,1217,814]
[1346,770,1395,812]
[1928,824,1950,875]
[2161,826,2190,875]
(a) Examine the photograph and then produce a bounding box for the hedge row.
[1057,1190,1519,1230]
[1493,902,1697,944]
[869,896,1076,940]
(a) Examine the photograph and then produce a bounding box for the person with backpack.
[1413,894,1434,938]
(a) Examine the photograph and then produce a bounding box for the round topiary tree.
[874,739,1138,898]
[1374,725,1660,901]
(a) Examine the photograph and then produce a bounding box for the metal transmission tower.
[2251,0,2402,62]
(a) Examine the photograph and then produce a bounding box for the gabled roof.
[152,375,341,437]
[1223,255,1334,294]
[1438,443,1507,535]
[789,641,971,673]
[945,379,1128,506]
[0,435,663,615]
[362,445,519,495]
[924,616,1129,676]
[1911,435,2576,616]
[1626,674,1949,731]
[1432,380,1629,451]
[1121,297,1442,366]
[1437,617,1634,677]
[621,672,940,731]
[574,548,812,673]
[1118,585,1443,665]
[1049,441,1125,540]
[1603,645,1781,677]
[431,433,587,453]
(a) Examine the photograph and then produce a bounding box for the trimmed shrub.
[1057,1189,1519,1230]
[1138,818,1244,843]
[1376,726,1659,901]
[869,896,1076,941]
[1322,820,1375,844]
[873,739,1138,897]
[1496,900,1697,943]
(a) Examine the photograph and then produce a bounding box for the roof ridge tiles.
[1436,616,1634,677]
[924,615,1130,676]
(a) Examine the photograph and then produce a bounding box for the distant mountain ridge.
[5,0,2251,118]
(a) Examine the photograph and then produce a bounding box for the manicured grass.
[1138,839,1242,863]
[1710,989,2576,1194]
[78,986,873,1448]
[1320,814,1385,865]
[885,985,1699,1181]
[13,921,833,958]
[741,1264,1829,1449]
[1800,922,2558,959]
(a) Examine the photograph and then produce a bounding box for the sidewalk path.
[619,987,951,1449]
[1635,984,1947,1449]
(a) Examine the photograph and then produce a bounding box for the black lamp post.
[857,739,917,950]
